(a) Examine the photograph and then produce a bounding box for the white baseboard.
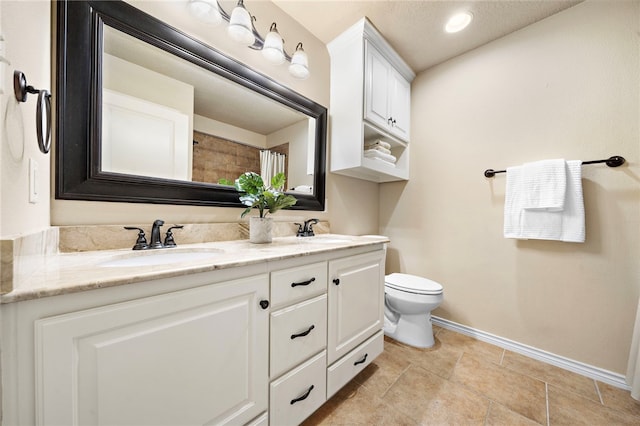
[432,316,630,390]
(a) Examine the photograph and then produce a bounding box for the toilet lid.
[385,273,443,295]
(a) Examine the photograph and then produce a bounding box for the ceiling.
[272,0,582,73]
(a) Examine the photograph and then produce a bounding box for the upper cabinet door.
[388,69,411,141]
[364,42,411,143]
[364,43,392,130]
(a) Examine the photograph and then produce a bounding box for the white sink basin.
[98,248,223,268]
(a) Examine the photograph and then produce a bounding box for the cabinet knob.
[333,278,340,285]
[259,300,270,310]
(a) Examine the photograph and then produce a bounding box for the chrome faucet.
[150,219,165,249]
[296,218,319,237]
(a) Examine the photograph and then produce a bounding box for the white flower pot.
[249,217,273,244]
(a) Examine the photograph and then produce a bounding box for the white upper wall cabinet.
[365,42,411,141]
[328,18,415,183]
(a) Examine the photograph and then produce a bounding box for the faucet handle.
[163,225,184,247]
[294,223,304,237]
[124,226,149,250]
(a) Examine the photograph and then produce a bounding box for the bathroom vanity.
[0,235,387,425]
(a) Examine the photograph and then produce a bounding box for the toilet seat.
[385,273,443,295]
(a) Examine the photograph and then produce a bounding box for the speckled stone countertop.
[1,234,388,304]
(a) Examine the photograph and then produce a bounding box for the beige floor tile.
[451,353,547,424]
[304,380,417,426]
[353,338,411,397]
[384,364,490,425]
[502,350,599,402]
[548,384,640,425]
[597,381,640,418]
[437,329,504,364]
[394,335,463,380]
[485,401,544,426]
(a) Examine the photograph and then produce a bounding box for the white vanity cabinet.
[35,274,269,426]
[269,261,328,425]
[0,240,388,426]
[327,250,385,398]
[328,17,415,183]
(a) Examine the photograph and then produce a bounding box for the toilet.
[384,273,444,348]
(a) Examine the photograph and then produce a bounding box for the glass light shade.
[289,43,309,79]
[187,0,222,26]
[227,2,255,46]
[445,11,473,33]
[262,24,285,65]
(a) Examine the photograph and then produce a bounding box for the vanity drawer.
[270,351,327,426]
[327,330,383,398]
[271,261,327,308]
[270,294,327,379]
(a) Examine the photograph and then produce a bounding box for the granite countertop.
[1,234,388,304]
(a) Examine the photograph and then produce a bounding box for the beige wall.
[0,0,380,235]
[0,1,51,237]
[380,0,640,374]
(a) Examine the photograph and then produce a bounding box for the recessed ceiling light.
[445,11,473,33]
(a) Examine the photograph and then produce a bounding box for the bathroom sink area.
[98,248,224,268]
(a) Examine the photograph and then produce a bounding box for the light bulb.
[262,23,285,65]
[289,42,309,79]
[227,0,255,46]
[187,0,222,26]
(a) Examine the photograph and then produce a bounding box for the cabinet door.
[364,42,391,131]
[35,275,269,426]
[327,250,385,364]
[389,69,411,141]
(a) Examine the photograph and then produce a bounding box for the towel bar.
[484,156,625,178]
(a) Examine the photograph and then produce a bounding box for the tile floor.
[303,326,640,425]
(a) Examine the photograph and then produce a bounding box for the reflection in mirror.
[102,25,315,193]
[55,0,326,210]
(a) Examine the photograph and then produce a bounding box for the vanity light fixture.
[262,23,285,65]
[445,11,473,33]
[187,0,222,26]
[227,0,255,46]
[289,43,309,80]
[187,0,310,78]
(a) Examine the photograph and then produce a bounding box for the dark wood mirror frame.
[55,0,327,210]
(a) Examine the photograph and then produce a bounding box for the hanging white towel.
[504,160,585,243]
[521,159,566,211]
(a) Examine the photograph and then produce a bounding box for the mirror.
[56,0,327,210]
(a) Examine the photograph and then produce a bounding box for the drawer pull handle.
[259,300,269,310]
[291,277,315,288]
[290,385,314,405]
[354,353,368,366]
[333,278,340,285]
[291,325,315,339]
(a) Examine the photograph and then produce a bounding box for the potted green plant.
[233,172,297,243]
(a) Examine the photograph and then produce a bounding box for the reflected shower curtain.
[260,150,286,189]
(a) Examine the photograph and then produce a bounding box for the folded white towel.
[364,148,397,164]
[365,140,391,150]
[521,159,566,211]
[504,160,585,243]
[365,145,392,155]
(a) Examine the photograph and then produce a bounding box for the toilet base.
[383,312,435,348]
